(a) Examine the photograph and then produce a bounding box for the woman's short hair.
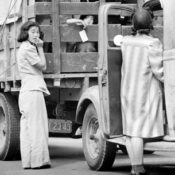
[131,8,154,35]
[17,21,44,42]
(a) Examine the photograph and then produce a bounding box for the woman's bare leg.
[125,136,145,174]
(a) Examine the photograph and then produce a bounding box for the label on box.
[79,30,88,42]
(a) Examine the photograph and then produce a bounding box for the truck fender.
[76,85,101,124]
[76,85,109,139]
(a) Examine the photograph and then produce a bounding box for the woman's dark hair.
[17,21,44,42]
[131,8,154,35]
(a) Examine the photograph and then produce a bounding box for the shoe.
[131,172,149,175]
[32,164,51,169]
[23,167,31,170]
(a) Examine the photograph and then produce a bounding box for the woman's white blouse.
[17,41,50,95]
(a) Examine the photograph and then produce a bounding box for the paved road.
[0,138,175,175]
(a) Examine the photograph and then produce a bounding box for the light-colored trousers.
[19,91,50,168]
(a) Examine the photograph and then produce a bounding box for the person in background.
[159,0,175,141]
[114,8,164,175]
[66,15,97,52]
[74,15,97,52]
[143,0,175,142]
[17,21,51,169]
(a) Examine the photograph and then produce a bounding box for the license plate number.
[49,119,72,133]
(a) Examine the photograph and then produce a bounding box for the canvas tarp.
[0,0,22,25]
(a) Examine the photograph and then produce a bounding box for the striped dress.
[121,34,164,138]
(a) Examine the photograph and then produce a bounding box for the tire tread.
[0,93,20,160]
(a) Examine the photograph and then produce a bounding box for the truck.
[0,0,173,172]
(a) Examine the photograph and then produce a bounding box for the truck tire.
[0,93,20,160]
[82,103,116,171]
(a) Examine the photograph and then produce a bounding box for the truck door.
[98,3,134,138]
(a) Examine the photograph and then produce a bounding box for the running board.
[108,137,175,152]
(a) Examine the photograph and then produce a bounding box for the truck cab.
[1,0,173,172]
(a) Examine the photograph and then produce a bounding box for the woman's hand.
[36,38,44,47]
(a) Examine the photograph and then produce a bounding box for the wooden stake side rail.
[7,25,163,49]
[7,24,162,48]
[45,52,98,73]
[0,0,163,91]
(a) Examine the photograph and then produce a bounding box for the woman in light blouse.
[17,21,51,169]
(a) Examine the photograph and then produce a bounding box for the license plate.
[49,119,72,133]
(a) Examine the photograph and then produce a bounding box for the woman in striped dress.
[118,9,164,175]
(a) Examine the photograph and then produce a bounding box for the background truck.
[0,0,165,171]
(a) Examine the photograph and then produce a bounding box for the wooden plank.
[34,2,99,15]
[18,24,121,44]
[36,15,52,25]
[60,88,81,101]
[44,73,97,79]
[0,59,5,80]
[34,2,137,16]
[9,40,20,49]
[60,2,136,15]
[122,26,163,41]
[122,25,132,35]
[34,2,51,15]
[60,2,99,15]
[45,53,54,73]
[22,0,28,22]
[61,52,98,72]
[27,4,35,19]
[9,25,161,49]
[60,24,121,42]
[52,0,61,74]
[4,27,13,87]
[122,0,137,3]
[40,25,52,42]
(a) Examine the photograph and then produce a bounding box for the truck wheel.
[82,103,116,171]
[0,93,20,160]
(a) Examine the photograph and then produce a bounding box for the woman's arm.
[34,38,46,71]
[26,39,47,71]
[34,46,46,71]
[148,38,164,82]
